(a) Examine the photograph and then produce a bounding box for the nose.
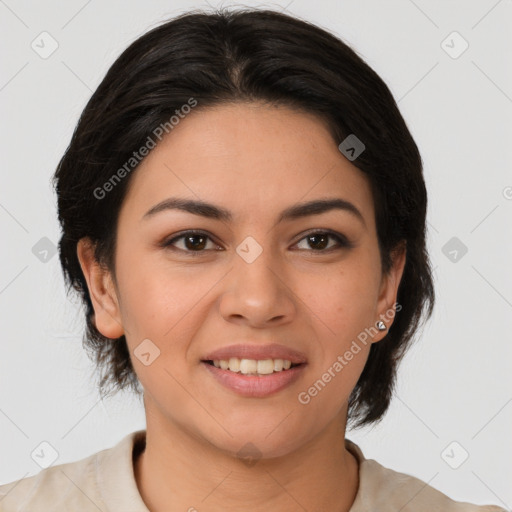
[218,244,296,328]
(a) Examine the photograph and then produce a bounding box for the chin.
[198,417,312,462]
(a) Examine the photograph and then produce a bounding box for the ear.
[76,237,124,339]
[373,241,407,343]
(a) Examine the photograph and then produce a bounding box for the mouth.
[202,358,304,376]
[200,358,307,397]
[200,343,308,397]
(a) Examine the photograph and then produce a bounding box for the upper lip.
[202,343,307,364]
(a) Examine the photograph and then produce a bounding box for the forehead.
[119,102,375,227]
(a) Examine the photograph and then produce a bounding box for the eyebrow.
[142,196,366,227]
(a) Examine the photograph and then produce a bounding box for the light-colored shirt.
[0,430,507,511]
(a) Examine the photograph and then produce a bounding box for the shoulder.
[346,439,509,512]
[0,448,100,511]
[0,430,147,512]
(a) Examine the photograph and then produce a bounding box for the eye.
[293,230,353,253]
[162,230,221,255]
[162,229,353,256]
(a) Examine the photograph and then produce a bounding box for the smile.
[201,359,307,397]
[205,357,300,375]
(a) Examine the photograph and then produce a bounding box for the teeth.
[240,358,258,374]
[228,357,240,372]
[211,358,295,375]
[257,359,274,375]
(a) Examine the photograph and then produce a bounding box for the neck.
[134,406,359,512]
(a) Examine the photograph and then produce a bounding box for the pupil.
[309,233,328,250]
[186,235,206,250]
[183,234,329,251]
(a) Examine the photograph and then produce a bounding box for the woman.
[0,8,506,512]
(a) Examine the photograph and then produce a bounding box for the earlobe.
[76,237,124,340]
[374,241,407,342]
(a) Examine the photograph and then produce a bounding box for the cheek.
[297,347,369,423]
[297,259,380,339]
[114,250,216,385]
[116,260,199,399]
[114,246,197,336]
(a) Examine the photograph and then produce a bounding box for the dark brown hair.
[52,7,435,430]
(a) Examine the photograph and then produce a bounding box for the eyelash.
[161,229,354,256]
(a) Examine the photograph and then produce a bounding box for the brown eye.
[163,231,220,254]
[294,230,353,252]
[162,229,353,256]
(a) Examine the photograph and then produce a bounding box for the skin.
[77,102,406,512]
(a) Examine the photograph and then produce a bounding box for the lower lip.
[201,361,306,398]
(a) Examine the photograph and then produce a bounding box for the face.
[78,102,405,459]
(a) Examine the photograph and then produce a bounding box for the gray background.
[0,0,511,508]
